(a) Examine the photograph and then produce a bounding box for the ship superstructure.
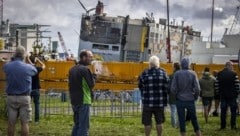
[78,1,203,62]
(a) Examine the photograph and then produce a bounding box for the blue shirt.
[138,67,169,108]
[3,58,37,94]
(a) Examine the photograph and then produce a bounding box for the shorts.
[202,97,213,106]
[142,106,165,126]
[7,96,32,124]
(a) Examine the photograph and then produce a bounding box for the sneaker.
[35,121,39,125]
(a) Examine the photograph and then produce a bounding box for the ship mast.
[166,0,171,63]
[210,0,215,48]
[0,0,3,37]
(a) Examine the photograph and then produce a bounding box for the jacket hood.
[181,58,190,70]
[202,72,211,79]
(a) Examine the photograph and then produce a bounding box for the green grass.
[0,93,239,135]
[0,113,240,136]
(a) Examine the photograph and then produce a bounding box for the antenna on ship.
[166,0,171,63]
[210,0,215,49]
[0,0,3,37]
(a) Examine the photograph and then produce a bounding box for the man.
[69,50,95,136]
[199,67,215,123]
[138,55,169,136]
[171,58,201,136]
[29,56,45,123]
[215,62,240,130]
[168,62,180,128]
[3,46,37,136]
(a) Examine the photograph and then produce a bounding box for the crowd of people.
[3,46,240,136]
[138,56,240,136]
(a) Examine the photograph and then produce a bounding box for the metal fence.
[41,89,142,118]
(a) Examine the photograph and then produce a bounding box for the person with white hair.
[138,55,169,136]
[3,46,37,136]
[149,55,160,68]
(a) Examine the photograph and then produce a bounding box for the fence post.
[120,91,124,118]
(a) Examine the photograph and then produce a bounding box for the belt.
[8,92,30,96]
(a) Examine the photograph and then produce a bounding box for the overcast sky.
[4,0,240,55]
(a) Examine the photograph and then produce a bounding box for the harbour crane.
[229,6,240,34]
[57,32,69,58]
[77,0,96,16]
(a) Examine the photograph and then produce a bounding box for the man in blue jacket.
[3,46,37,136]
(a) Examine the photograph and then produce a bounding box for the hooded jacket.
[171,58,200,101]
[199,72,215,97]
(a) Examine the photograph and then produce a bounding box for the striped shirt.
[214,68,240,99]
[138,67,169,107]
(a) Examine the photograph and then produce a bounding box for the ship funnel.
[95,0,104,16]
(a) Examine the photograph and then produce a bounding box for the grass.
[0,113,240,136]
[0,92,239,135]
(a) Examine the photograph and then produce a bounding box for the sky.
[4,0,240,56]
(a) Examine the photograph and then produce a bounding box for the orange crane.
[57,32,69,58]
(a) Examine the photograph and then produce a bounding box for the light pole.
[210,0,215,48]
[166,0,171,63]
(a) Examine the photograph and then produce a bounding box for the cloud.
[3,0,240,55]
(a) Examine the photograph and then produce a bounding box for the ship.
[78,0,150,62]
[78,0,197,62]
[0,1,239,64]
[78,0,240,64]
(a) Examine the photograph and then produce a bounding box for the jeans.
[176,100,200,133]
[71,104,90,136]
[170,104,178,127]
[220,99,237,129]
[31,89,40,122]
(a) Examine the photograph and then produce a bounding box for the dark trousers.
[220,99,237,129]
[71,104,90,136]
[31,90,40,122]
[176,100,200,133]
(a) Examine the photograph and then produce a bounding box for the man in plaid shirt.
[138,55,169,136]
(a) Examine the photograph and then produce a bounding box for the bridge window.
[112,46,119,51]
[92,44,109,50]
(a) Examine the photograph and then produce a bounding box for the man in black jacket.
[215,62,240,130]
[30,56,45,123]
[69,50,95,136]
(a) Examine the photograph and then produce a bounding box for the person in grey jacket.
[199,67,215,123]
[171,58,201,136]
